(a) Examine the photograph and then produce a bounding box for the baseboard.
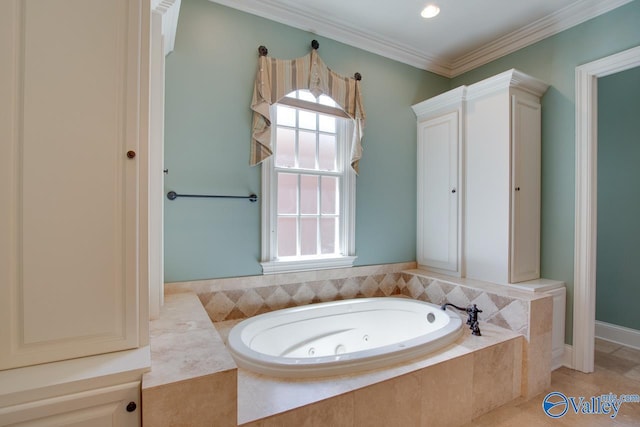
[595,320,640,350]
[554,344,573,370]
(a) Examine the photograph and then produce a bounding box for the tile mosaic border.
[167,263,534,337]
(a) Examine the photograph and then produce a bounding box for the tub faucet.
[441,303,483,336]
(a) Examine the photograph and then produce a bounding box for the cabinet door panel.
[417,112,459,272]
[0,0,144,370]
[510,96,541,282]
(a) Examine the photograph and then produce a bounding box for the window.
[261,90,356,274]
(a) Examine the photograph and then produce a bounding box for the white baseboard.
[595,320,640,350]
[554,344,573,370]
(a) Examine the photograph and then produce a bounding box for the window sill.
[261,256,357,275]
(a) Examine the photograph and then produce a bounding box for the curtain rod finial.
[311,40,319,50]
[258,45,268,56]
[354,72,362,81]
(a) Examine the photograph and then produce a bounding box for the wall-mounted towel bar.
[167,191,258,202]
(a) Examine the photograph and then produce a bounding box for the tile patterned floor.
[464,339,640,426]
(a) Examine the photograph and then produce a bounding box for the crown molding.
[465,69,550,100]
[208,0,452,76]
[209,0,633,78]
[412,86,466,119]
[152,0,182,55]
[450,0,634,77]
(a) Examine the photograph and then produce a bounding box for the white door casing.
[573,45,640,373]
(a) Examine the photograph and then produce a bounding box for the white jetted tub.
[227,297,463,378]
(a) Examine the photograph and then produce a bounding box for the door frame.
[573,45,640,372]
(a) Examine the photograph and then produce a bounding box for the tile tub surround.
[142,292,237,427]
[165,262,418,321]
[166,263,555,397]
[213,319,524,426]
[404,270,555,398]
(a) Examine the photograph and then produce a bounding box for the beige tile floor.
[463,339,640,426]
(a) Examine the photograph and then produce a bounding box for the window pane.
[320,218,336,254]
[298,90,316,103]
[300,175,318,214]
[277,173,298,214]
[285,90,296,99]
[277,217,297,257]
[321,176,338,214]
[275,128,295,168]
[319,134,337,171]
[319,94,337,107]
[298,131,316,169]
[298,110,317,130]
[318,114,336,133]
[300,218,318,256]
[276,105,296,127]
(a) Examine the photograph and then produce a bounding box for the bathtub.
[227,297,464,378]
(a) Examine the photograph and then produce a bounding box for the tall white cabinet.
[0,0,149,371]
[0,0,162,425]
[413,69,549,284]
[464,70,548,284]
[412,87,465,276]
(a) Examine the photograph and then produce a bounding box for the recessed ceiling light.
[421,4,440,19]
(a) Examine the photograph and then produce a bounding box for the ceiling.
[208,0,632,77]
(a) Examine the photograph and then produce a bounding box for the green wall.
[596,66,640,330]
[451,0,640,343]
[163,0,449,281]
[165,0,640,342]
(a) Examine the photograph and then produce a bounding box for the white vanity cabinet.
[464,70,548,284]
[412,88,465,275]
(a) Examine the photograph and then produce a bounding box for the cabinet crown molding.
[466,68,549,100]
[413,69,548,120]
[152,0,181,55]
[412,86,466,119]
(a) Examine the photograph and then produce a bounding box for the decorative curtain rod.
[258,40,362,81]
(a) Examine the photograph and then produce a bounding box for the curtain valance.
[250,48,366,173]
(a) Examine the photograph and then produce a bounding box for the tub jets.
[441,303,483,336]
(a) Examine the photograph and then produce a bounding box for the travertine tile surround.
[165,262,554,399]
[165,263,543,338]
[142,292,237,427]
[212,320,524,426]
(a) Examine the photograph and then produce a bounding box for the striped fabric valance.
[250,49,366,173]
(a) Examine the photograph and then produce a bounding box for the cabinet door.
[417,111,460,273]
[510,96,541,282]
[0,382,140,427]
[0,0,147,370]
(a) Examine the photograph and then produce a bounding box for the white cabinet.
[413,70,548,284]
[0,0,150,370]
[0,382,141,427]
[464,70,548,284]
[412,88,465,275]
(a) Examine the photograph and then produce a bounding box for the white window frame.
[261,94,357,274]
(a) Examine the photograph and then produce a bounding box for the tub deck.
[215,315,523,425]
[144,288,533,426]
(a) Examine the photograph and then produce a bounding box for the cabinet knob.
[451,188,456,194]
[126,402,137,412]
[126,150,136,159]
[515,187,521,191]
